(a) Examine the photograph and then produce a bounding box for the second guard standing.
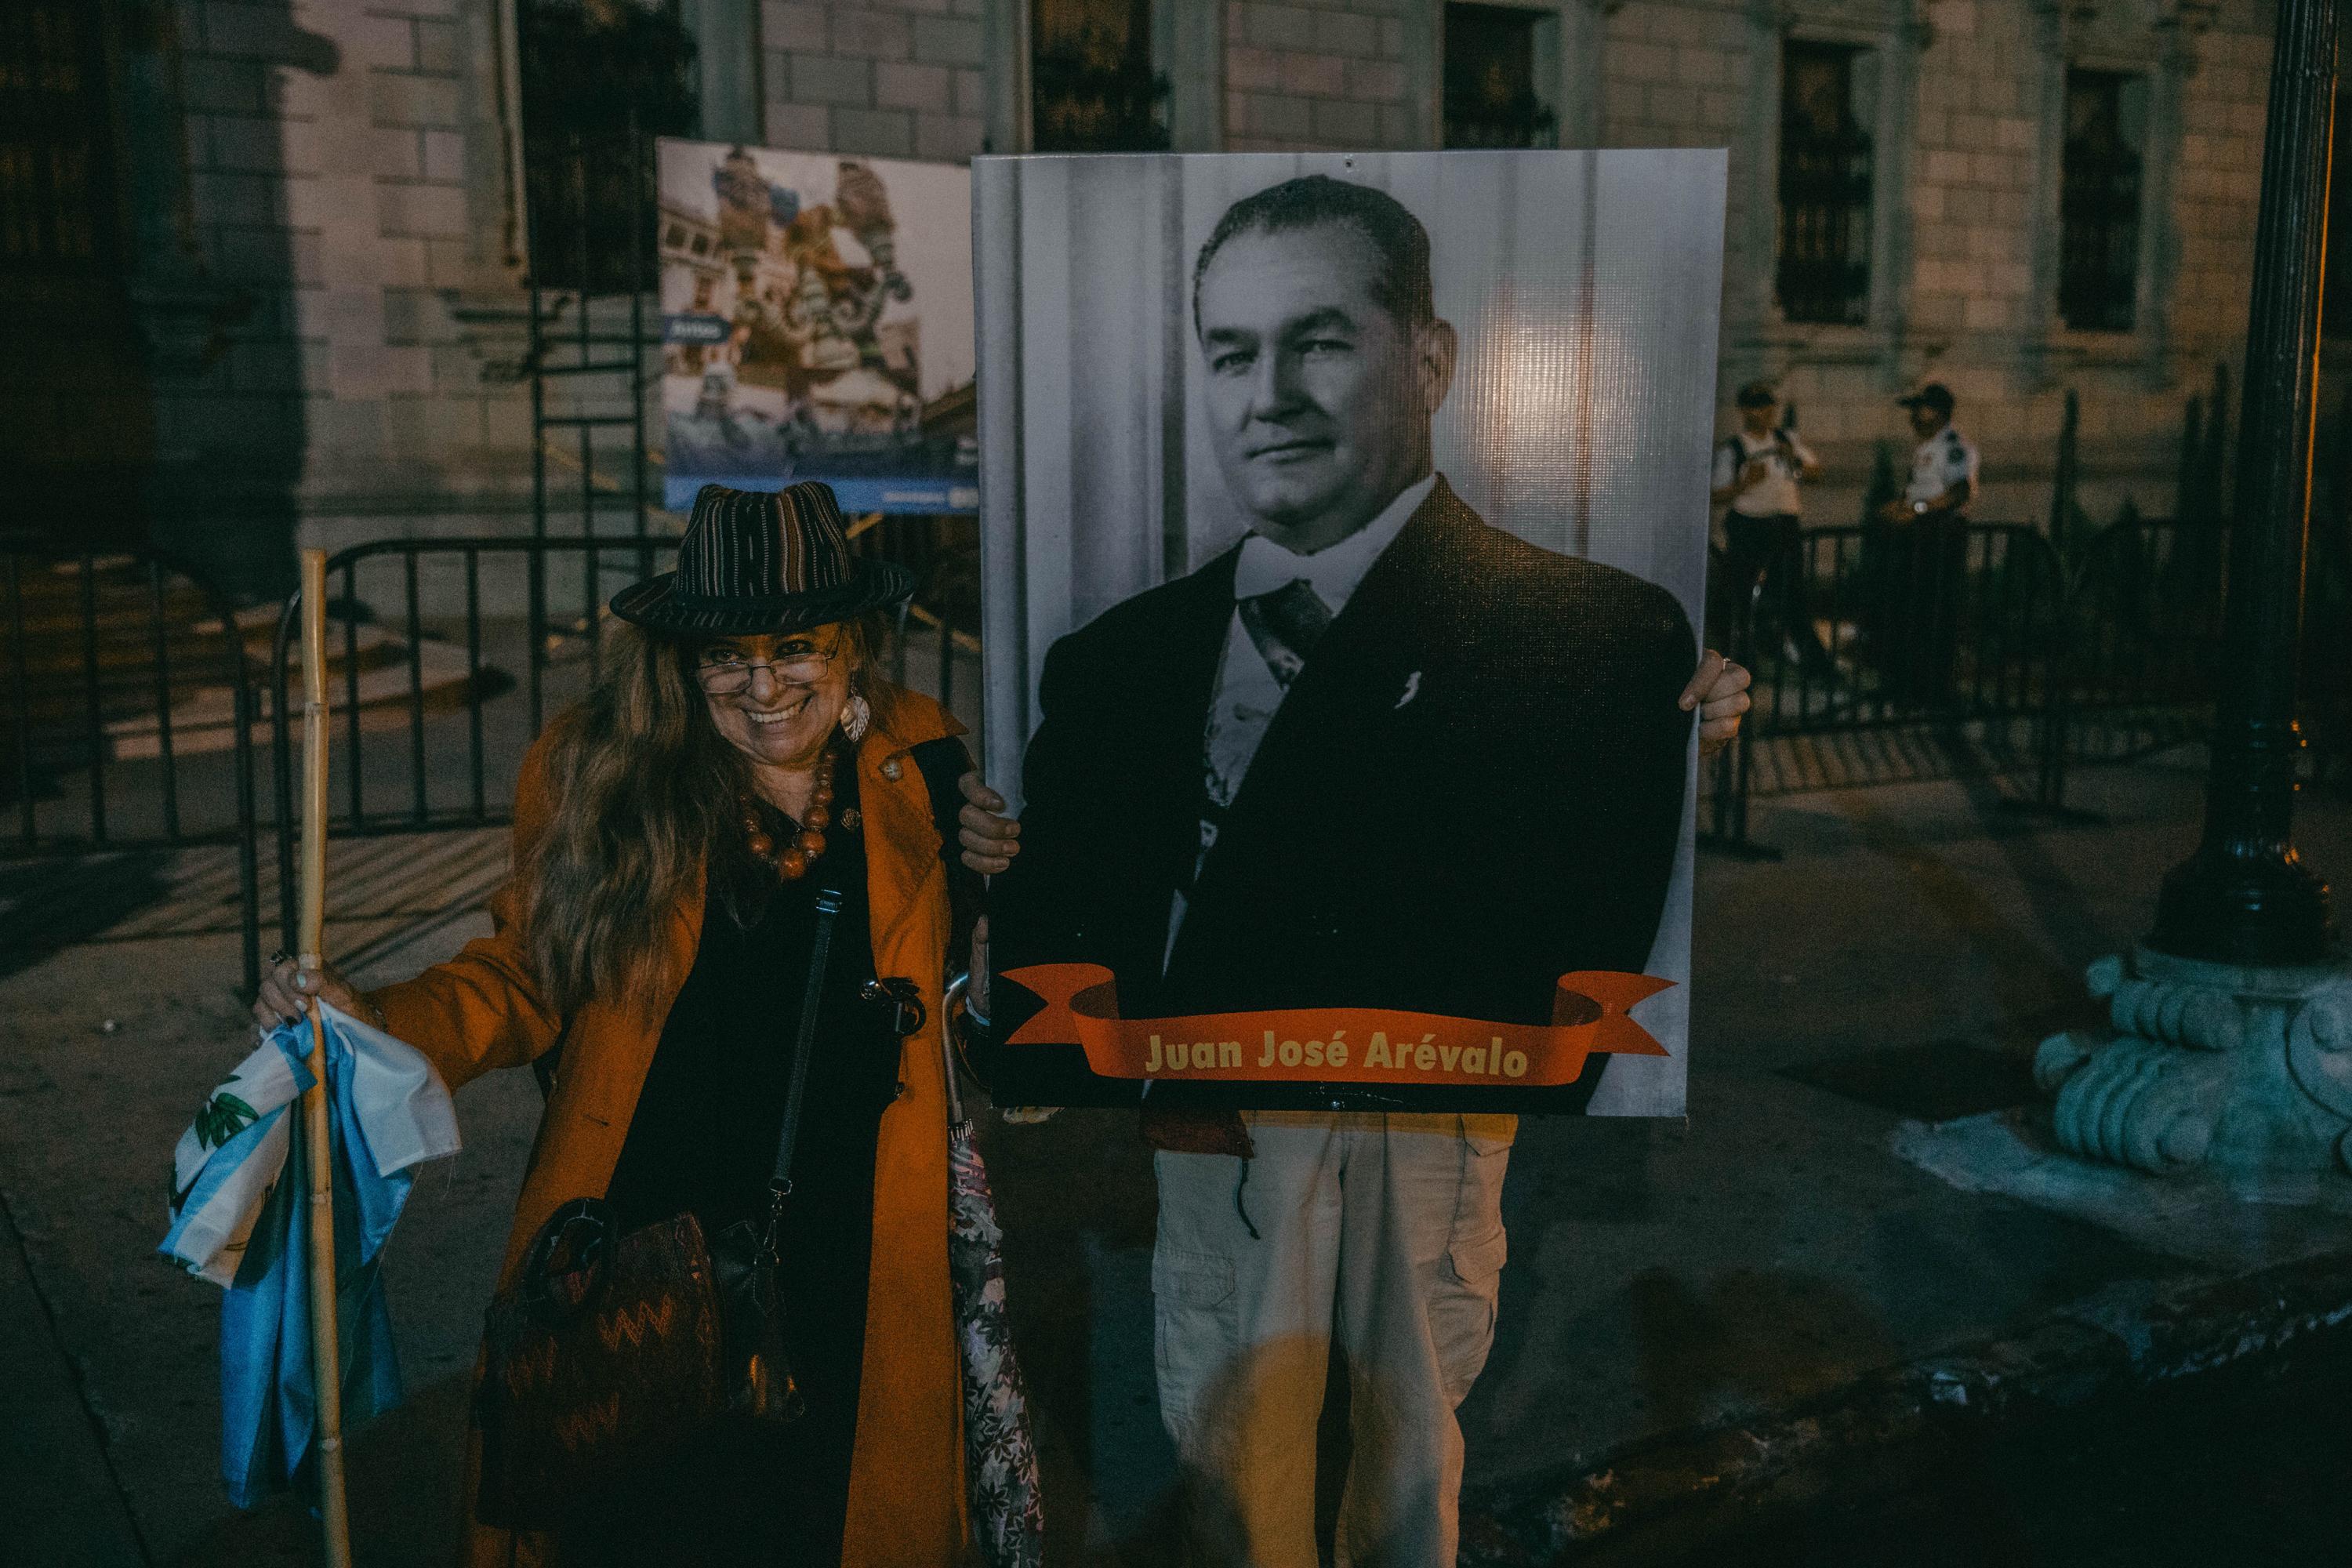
[1871,382,1980,705]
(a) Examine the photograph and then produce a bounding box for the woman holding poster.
[252,482,1022,1566]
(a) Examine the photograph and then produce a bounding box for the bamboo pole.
[297,549,354,1567]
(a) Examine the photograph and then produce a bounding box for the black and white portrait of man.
[976,153,1730,1122]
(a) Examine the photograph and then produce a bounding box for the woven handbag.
[474,1202,726,1528]
[472,886,850,1529]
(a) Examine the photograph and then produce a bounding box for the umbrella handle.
[941,973,969,1128]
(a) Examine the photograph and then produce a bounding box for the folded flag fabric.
[160,1001,460,1506]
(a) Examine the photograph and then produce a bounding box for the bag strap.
[766,884,844,1214]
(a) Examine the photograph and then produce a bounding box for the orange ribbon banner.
[1001,964,1674,1087]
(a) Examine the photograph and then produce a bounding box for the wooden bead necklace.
[741,748,836,881]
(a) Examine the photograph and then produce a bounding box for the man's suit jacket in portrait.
[989,476,1696,1139]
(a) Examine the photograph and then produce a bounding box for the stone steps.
[3,555,497,766]
[105,635,493,760]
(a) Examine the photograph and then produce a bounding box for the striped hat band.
[673,481,851,604]
[609,480,913,635]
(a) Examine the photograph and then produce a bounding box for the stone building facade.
[23,0,2278,590]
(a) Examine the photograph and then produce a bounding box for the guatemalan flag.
[159,1000,459,1507]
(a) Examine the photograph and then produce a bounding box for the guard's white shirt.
[1712,430,1814,518]
[1167,473,1437,963]
[1906,424,1980,506]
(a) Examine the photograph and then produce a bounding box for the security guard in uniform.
[1871,383,1977,704]
[1885,382,1979,520]
[1711,379,1834,677]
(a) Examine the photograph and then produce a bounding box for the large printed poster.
[977,151,1726,1116]
[657,140,977,514]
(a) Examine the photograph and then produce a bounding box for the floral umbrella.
[942,982,1046,1566]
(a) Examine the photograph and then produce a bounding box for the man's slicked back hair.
[1192,174,1436,336]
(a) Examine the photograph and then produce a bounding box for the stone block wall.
[116,0,2278,575]
[1224,0,1422,151]
[759,0,993,162]
[158,0,534,578]
[746,0,2279,525]
[1593,0,2272,527]
[2170,21,2273,367]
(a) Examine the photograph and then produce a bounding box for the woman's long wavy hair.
[517,615,891,1017]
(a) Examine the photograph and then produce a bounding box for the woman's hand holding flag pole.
[164,547,458,1527]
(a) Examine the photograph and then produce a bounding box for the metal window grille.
[2058,69,2143,334]
[0,2,115,274]
[1443,4,1558,150]
[517,0,699,294]
[1776,41,1874,327]
[1031,0,1169,153]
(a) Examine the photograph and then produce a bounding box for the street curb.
[1458,1248,2352,1566]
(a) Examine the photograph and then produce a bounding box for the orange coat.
[371,686,968,1568]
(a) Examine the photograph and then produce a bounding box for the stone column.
[2038,0,2348,1175]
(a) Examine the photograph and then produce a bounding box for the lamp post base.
[2148,847,2336,968]
[2037,947,2352,1176]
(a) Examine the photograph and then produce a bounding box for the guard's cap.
[1897,382,1956,417]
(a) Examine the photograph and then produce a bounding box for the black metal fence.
[268,504,2244,947]
[0,491,2282,996]
[1701,510,2234,852]
[0,514,978,994]
[0,506,2281,991]
[0,548,262,989]
[2056,514,2230,747]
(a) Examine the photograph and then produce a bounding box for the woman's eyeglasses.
[695,647,837,694]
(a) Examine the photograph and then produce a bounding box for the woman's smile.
[742,691,815,725]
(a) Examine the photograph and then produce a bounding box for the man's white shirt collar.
[1232,473,1437,613]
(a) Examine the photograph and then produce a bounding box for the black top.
[604,771,902,1241]
[583,753,903,1567]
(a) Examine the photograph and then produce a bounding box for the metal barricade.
[256,512,2230,934]
[1700,510,2256,853]
[2057,514,2227,759]
[0,549,263,991]
[1702,520,2067,852]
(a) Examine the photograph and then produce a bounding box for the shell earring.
[840,692,872,743]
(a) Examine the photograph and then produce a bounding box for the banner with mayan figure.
[975,151,1726,1115]
[657,140,976,514]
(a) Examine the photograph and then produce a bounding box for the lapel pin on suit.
[1395,671,1422,710]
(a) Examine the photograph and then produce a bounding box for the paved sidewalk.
[2,755,2349,1564]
